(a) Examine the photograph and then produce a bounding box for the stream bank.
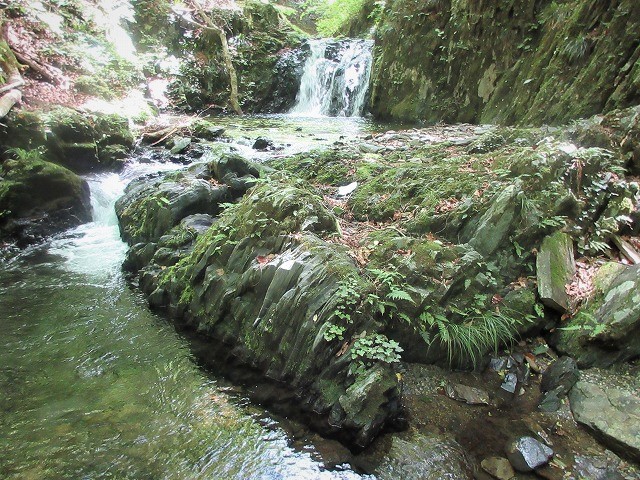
[115,107,640,478]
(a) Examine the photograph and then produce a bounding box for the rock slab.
[536,231,575,313]
[569,380,640,462]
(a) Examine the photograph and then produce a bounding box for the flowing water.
[0,119,380,479]
[291,39,374,117]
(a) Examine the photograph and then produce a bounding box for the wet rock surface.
[505,436,554,472]
[569,376,640,462]
[117,149,401,448]
[356,432,474,479]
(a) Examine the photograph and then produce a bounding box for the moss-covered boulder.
[536,232,576,313]
[45,107,135,172]
[117,161,402,446]
[0,108,135,173]
[0,152,91,244]
[552,263,640,367]
[115,165,232,244]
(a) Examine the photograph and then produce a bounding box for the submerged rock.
[480,456,514,480]
[363,433,474,479]
[445,383,490,405]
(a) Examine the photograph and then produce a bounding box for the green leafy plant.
[350,333,403,375]
[5,147,46,163]
[365,267,415,324]
[323,323,346,341]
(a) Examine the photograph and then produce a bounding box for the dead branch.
[0,78,24,94]
[3,23,69,90]
[0,89,21,118]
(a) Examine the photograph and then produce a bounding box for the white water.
[49,162,182,278]
[291,39,374,117]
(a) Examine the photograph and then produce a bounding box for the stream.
[0,116,386,479]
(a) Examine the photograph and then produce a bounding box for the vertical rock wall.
[370,0,640,125]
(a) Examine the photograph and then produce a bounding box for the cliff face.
[370,0,640,125]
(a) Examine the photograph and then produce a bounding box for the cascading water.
[290,39,374,117]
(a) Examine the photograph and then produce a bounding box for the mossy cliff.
[370,0,640,124]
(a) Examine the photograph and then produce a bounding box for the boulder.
[536,231,575,313]
[44,107,134,173]
[169,136,191,154]
[253,137,274,150]
[115,167,231,244]
[540,357,579,395]
[465,183,520,257]
[0,154,91,243]
[207,153,264,194]
[366,433,473,479]
[569,380,640,462]
[117,175,400,447]
[191,120,225,140]
[505,436,553,472]
[552,263,640,367]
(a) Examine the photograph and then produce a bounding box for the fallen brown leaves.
[566,258,601,307]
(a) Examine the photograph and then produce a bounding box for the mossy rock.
[0,153,91,242]
[0,110,48,153]
[551,262,640,367]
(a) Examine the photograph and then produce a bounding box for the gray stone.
[445,383,490,405]
[573,453,625,480]
[536,231,575,313]
[170,136,191,154]
[569,380,640,462]
[505,436,553,472]
[480,456,514,480]
[540,357,579,395]
[359,142,382,153]
[372,433,473,479]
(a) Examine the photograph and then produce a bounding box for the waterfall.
[290,39,374,117]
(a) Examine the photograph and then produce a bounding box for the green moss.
[0,152,88,221]
[370,0,640,125]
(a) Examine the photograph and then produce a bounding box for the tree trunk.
[0,20,23,119]
[186,0,243,115]
[214,27,242,115]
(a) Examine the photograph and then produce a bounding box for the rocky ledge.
[116,153,402,447]
[117,107,640,462]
